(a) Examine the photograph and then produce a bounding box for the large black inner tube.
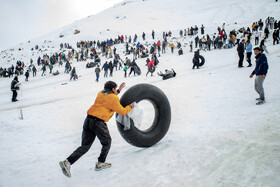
[148,66,155,73]
[134,66,141,75]
[192,55,205,67]
[116,84,171,147]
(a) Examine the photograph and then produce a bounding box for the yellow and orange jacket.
[87,91,132,122]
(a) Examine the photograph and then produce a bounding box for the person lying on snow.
[157,69,176,80]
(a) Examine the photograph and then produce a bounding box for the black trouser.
[67,115,111,164]
[273,38,279,45]
[238,53,244,67]
[246,52,252,66]
[12,90,17,101]
[192,58,199,69]
[255,37,259,45]
[129,67,135,76]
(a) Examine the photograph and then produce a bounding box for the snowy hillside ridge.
[113,0,147,8]
[1,0,279,59]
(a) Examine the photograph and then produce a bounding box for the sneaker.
[95,162,111,171]
[59,159,71,178]
[256,98,261,101]
[256,100,266,105]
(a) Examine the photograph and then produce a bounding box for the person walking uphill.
[249,47,269,105]
[59,81,135,177]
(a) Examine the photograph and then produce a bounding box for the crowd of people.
[0,16,278,103]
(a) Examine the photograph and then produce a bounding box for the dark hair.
[104,81,117,91]
[253,47,262,51]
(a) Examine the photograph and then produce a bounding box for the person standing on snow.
[157,40,161,57]
[11,76,20,102]
[142,32,146,41]
[246,40,253,67]
[249,47,269,105]
[254,30,260,45]
[272,29,279,45]
[59,81,135,177]
[95,65,101,82]
[237,39,245,68]
[201,24,205,35]
[32,65,37,77]
[260,37,268,54]
[170,43,175,53]
[195,34,200,46]
[41,64,46,76]
[152,30,155,40]
[70,67,77,81]
[25,70,29,81]
[102,61,109,77]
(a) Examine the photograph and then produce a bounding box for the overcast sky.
[0,0,123,51]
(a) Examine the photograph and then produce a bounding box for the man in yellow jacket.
[60,81,134,177]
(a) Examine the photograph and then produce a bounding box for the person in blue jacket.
[102,61,109,77]
[249,47,269,105]
[246,40,253,67]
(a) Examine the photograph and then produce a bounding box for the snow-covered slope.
[1,0,279,65]
[0,0,280,186]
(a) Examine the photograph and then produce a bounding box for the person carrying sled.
[129,59,137,76]
[59,81,135,177]
[146,58,155,76]
[192,49,201,69]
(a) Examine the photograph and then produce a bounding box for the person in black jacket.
[192,49,201,69]
[108,61,114,77]
[102,61,109,77]
[272,29,279,45]
[70,67,77,81]
[11,76,20,102]
[264,26,269,38]
[25,70,29,81]
[259,38,268,53]
[32,66,37,77]
[129,59,137,76]
[237,39,245,67]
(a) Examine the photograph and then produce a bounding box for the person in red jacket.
[146,58,155,76]
[59,81,134,177]
[157,40,161,57]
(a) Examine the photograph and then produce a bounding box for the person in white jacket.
[254,30,261,45]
